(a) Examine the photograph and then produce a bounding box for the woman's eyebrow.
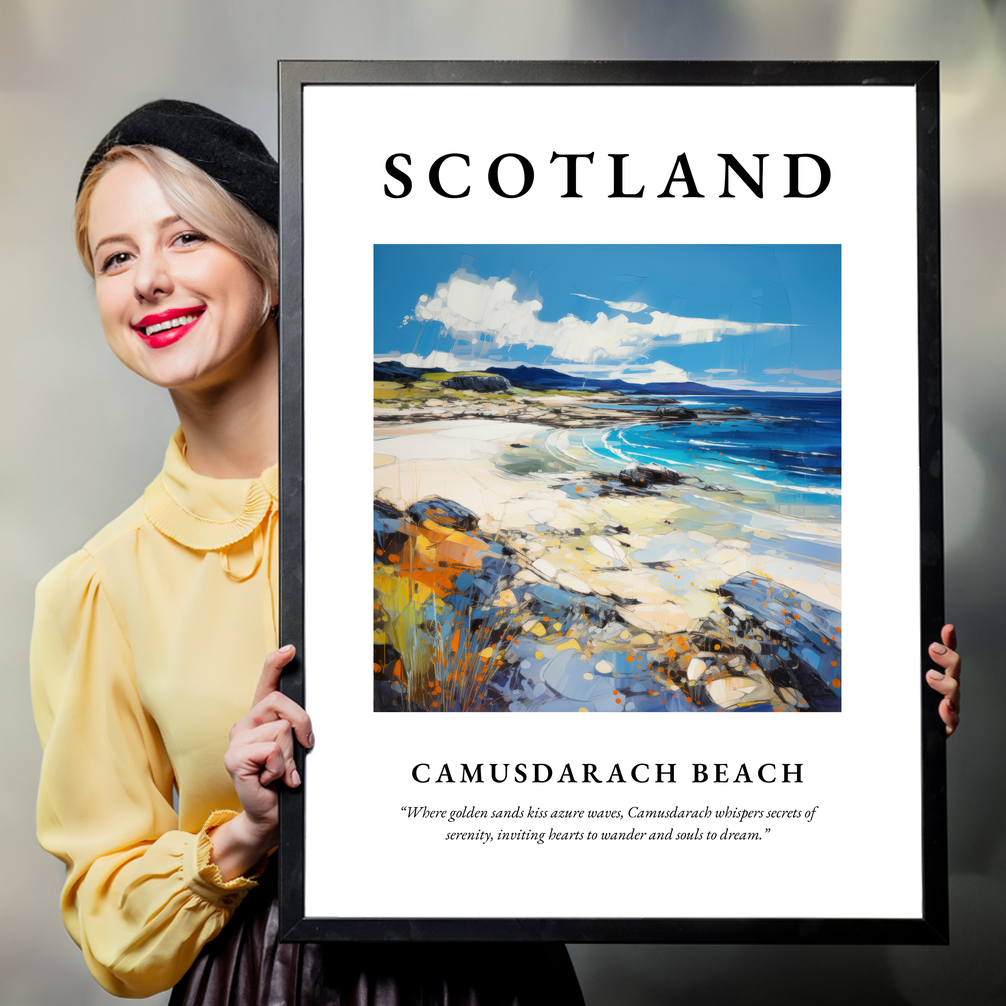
[92,216,185,257]
[92,232,133,256]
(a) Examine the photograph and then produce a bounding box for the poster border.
[277,60,946,944]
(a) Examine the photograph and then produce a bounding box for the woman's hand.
[209,645,314,881]
[926,624,961,738]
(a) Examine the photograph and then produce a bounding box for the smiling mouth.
[135,307,206,338]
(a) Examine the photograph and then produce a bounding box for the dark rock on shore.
[618,464,687,487]
[374,497,405,524]
[406,496,481,532]
[721,406,751,415]
[617,397,679,406]
[656,406,698,419]
[716,574,842,711]
[443,374,512,393]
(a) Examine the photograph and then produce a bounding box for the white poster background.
[301,85,920,920]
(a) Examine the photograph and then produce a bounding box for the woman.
[32,99,962,1002]
[31,99,585,1003]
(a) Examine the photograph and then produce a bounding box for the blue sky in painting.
[374,245,840,391]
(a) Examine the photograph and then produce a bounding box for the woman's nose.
[133,249,173,302]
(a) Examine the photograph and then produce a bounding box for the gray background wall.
[1,2,1003,1003]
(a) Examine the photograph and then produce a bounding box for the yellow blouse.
[31,428,279,998]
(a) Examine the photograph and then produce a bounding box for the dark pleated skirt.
[169,869,584,1006]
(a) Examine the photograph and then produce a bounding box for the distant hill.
[374,361,448,383]
[485,365,839,397]
[373,360,839,397]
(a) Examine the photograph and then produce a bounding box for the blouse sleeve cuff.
[182,810,269,909]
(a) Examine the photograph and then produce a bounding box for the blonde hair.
[75,145,278,323]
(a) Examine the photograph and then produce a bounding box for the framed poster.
[277,61,946,943]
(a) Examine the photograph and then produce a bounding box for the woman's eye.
[101,251,131,272]
[173,231,208,248]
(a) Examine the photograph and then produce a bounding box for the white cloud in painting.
[557,360,690,384]
[622,360,689,382]
[412,269,796,365]
[376,350,483,372]
[705,368,738,374]
[414,276,543,346]
[571,292,651,314]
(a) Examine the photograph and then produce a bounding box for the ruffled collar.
[143,428,278,551]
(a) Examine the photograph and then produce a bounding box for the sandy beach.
[373,403,842,714]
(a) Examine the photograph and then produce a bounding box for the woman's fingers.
[230,719,302,788]
[940,697,960,737]
[258,742,289,788]
[218,646,309,846]
[232,689,314,750]
[924,676,960,736]
[224,645,312,807]
[255,691,313,749]
[927,623,961,737]
[925,668,959,704]
[252,644,297,707]
[929,639,960,676]
[928,638,961,684]
[941,623,958,654]
[242,644,314,749]
[224,738,287,788]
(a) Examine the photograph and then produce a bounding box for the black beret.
[77,99,278,228]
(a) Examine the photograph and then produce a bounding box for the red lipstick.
[132,306,205,349]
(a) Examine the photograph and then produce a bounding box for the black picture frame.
[277,60,945,944]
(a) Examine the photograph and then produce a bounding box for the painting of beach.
[373,245,841,713]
